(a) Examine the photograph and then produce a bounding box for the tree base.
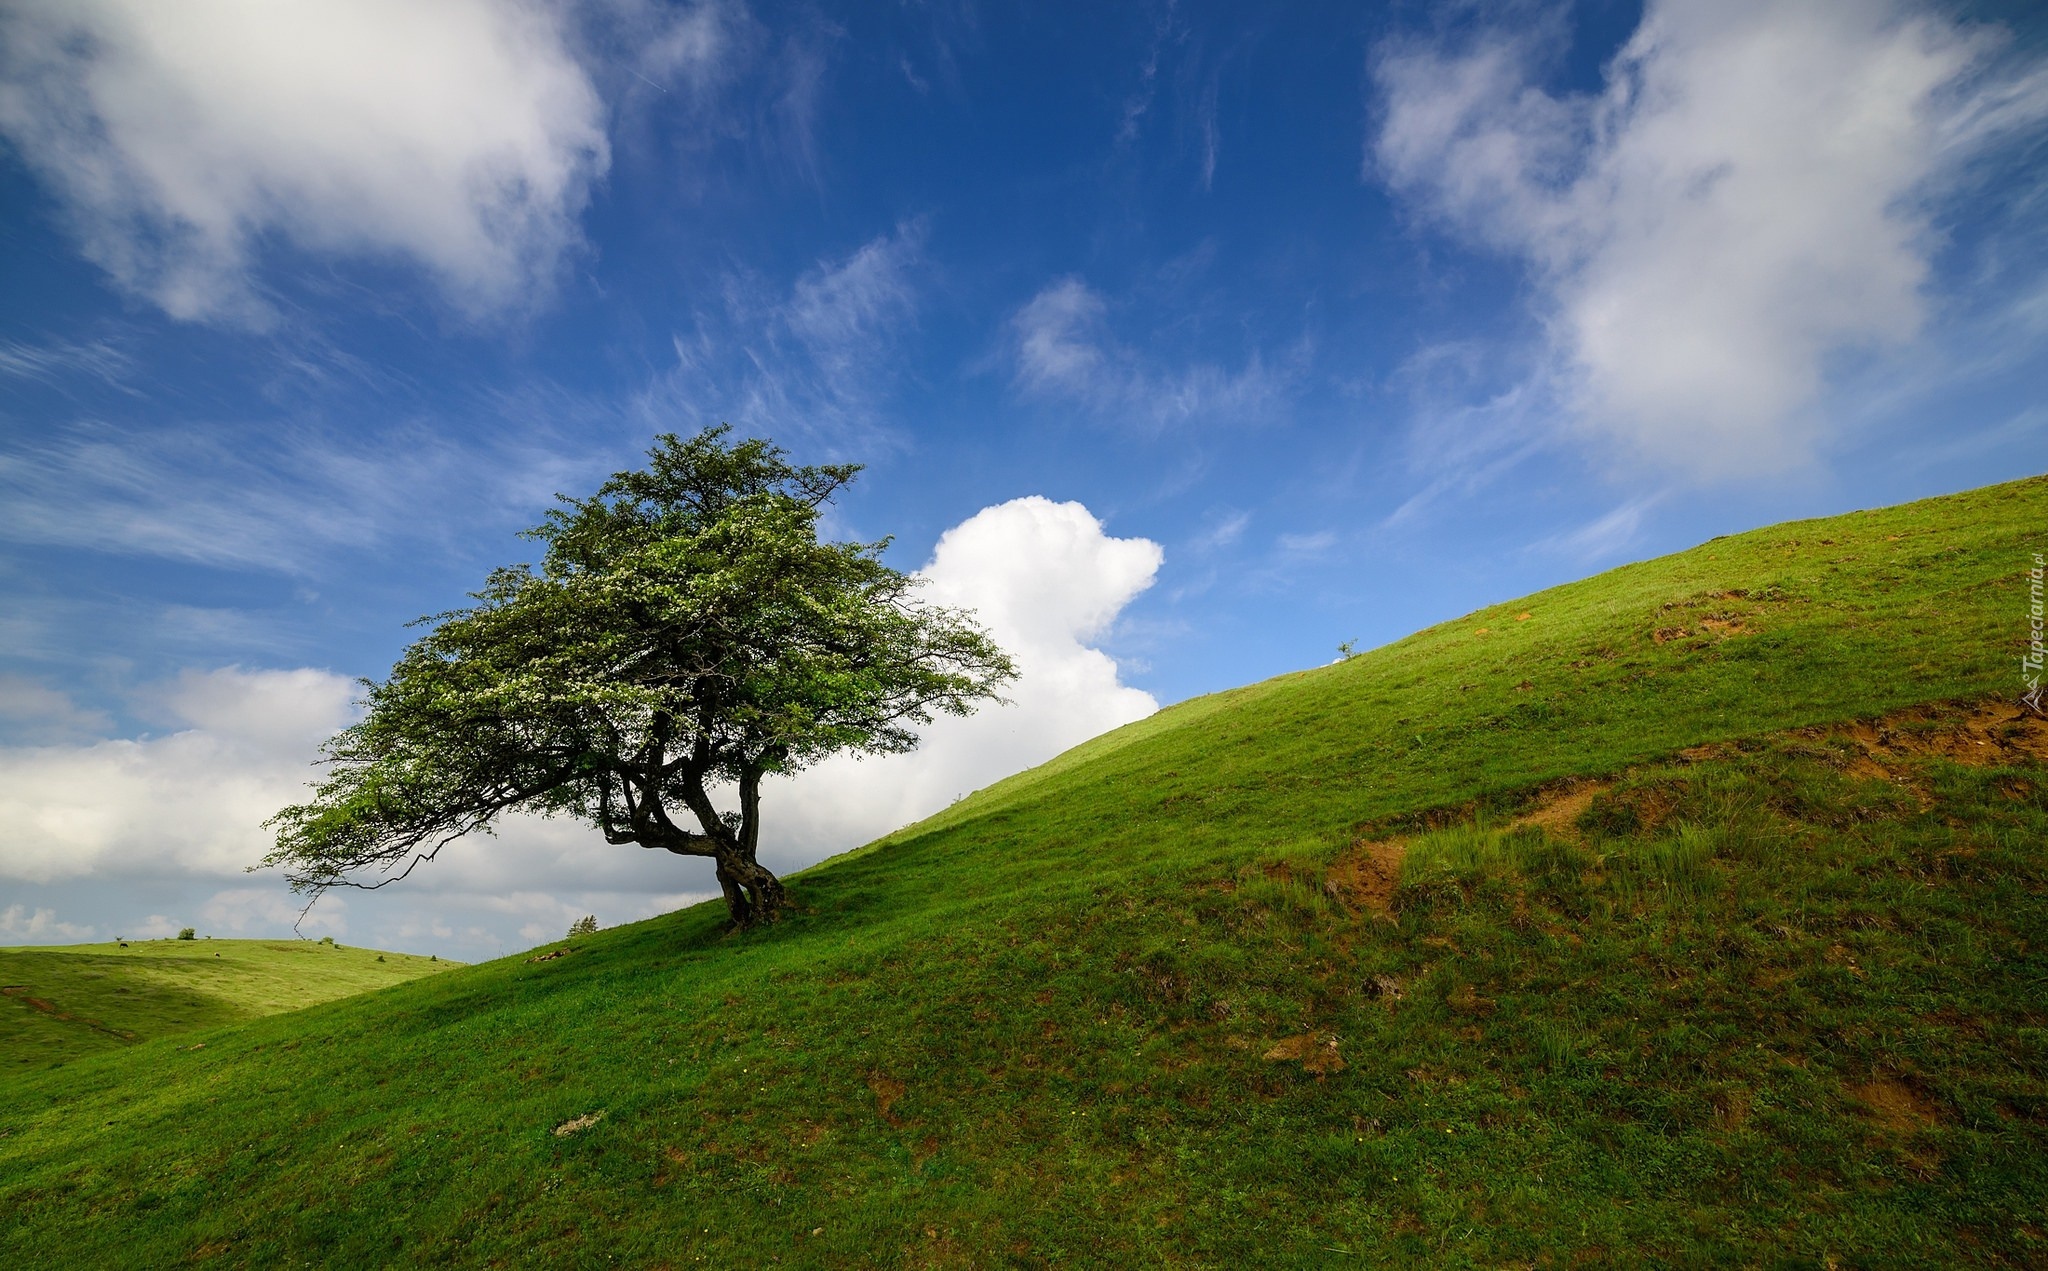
[715,857,787,929]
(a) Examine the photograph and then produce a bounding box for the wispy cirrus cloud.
[1371,0,2048,479]
[648,221,927,454]
[1008,275,1297,431]
[0,421,468,573]
[0,336,136,389]
[1526,495,1667,565]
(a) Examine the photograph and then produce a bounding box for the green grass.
[1,939,461,1070]
[1,474,2044,1267]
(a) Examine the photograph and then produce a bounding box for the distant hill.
[2,474,2043,1268]
[1,939,459,1070]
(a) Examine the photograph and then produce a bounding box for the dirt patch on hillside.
[1851,1077,1937,1131]
[1,985,137,1042]
[1850,1076,1944,1173]
[1325,779,1611,908]
[1821,699,2048,774]
[1510,780,1612,842]
[868,1074,907,1126]
[1319,698,2038,916]
[1323,840,1406,915]
[1263,1032,1344,1074]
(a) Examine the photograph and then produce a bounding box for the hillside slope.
[2,939,459,1070]
[3,475,2045,1268]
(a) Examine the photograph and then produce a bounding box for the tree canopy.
[266,428,1016,926]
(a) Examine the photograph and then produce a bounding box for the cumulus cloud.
[0,663,715,952]
[1372,0,2048,477]
[1010,276,1293,431]
[201,887,344,937]
[0,675,113,745]
[0,904,95,942]
[0,0,610,323]
[0,498,1162,953]
[0,666,355,884]
[761,496,1163,864]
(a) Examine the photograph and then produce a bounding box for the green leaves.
[268,427,1015,906]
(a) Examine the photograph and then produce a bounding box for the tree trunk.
[714,849,785,927]
[664,752,788,929]
[712,859,752,926]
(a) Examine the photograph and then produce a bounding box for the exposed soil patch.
[1324,839,1406,915]
[1,985,137,1042]
[553,1110,606,1136]
[1510,780,1612,842]
[1363,974,1405,1003]
[1851,1077,1939,1133]
[1263,1032,1344,1074]
[1823,699,2048,773]
[868,1074,906,1126]
[526,947,575,964]
[1330,698,2036,894]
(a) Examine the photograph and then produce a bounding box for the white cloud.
[1372,0,2048,477]
[652,223,925,451]
[0,667,355,884]
[132,914,182,940]
[616,0,733,89]
[760,496,1163,864]
[0,676,113,745]
[201,887,344,937]
[0,336,134,387]
[1195,510,1250,551]
[0,662,713,954]
[1014,278,1112,395]
[0,0,610,323]
[1278,530,1337,554]
[1527,495,1664,563]
[0,904,95,942]
[1009,276,1291,430]
[0,499,1160,951]
[784,227,924,380]
[0,414,604,575]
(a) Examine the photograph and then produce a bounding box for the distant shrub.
[567,915,598,938]
[319,936,335,946]
[177,928,195,940]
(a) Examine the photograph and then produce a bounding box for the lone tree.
[266,428,1015,927]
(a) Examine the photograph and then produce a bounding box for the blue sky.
[3,0,2045,957]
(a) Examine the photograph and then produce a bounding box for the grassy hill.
[3,475,2045,1267]
[2,939,459,1070]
